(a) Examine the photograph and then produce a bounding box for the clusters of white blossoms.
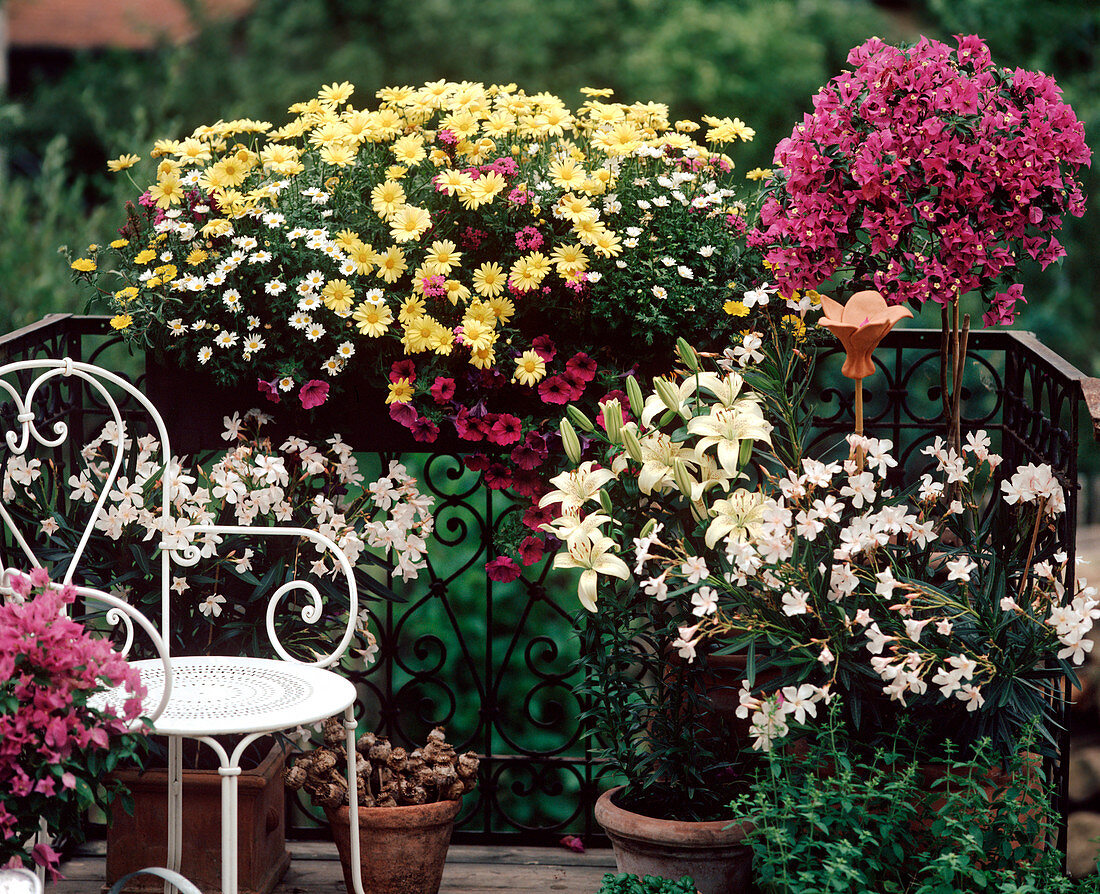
[544,368,773,611]
[628,429,1090,752]
[2,411,435,622]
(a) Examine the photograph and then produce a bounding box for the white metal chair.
[0,359,367,894]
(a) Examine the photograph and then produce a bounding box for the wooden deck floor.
[53,841,619,894]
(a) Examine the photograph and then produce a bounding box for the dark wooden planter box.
[105,744,291,894]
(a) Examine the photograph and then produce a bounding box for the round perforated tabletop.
[94,656,357,736]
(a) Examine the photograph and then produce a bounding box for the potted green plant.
[0,568,147,880]
[544,317,815,893]
[731,703,1087,894]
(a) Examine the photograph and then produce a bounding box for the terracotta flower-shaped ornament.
[819,290,913,380]
[819,290,912,464]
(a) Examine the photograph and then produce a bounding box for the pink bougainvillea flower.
[750,34,1091,324]
[485,556,522,582]
[299,379,330,409]
[819,290,913,379]
[257,378,280,404]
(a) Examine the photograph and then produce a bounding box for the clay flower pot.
[819,289,913,379]
[594,787,753,894]
[324,797,461,894]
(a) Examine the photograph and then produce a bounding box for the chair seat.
[93,656,358,737]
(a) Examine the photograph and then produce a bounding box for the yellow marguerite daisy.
[148,173,184,208]
[386,377,414,404]
[551,243,588,275]
[424,240,462,276]
[486,296,515,324]
[352,302,393,337]
[107,154,142,172]
[70,258,97,272]
[134,249,157,264]
[375,246,408,283]
[460,318,496,353]
[472,262,506,298]
[389,205,432,242]
[399,295,427,323]
[392,134,427,165]
[371,181,406,218]
[109,314,133,330]
[514,350,546,386]
[322,279,355,313]
[549,158,587,190]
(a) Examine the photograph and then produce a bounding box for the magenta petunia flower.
[390,359,417,384]
[409,416,440,443]
[531,335,557,362]
[430,376,456,404]
[488,414,523,446]
[565,352,597,383]
[538,376,571,405]
[518,536,546,566]
[485,556,522,583]
[299,379,329,409]
[257,378,281,404]
[483,462,513,490]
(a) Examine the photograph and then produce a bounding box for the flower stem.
[1018,497,1047,602]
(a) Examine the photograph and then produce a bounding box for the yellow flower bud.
[672,459,695,497]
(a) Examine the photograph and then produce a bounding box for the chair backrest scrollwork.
[0,358,359,678]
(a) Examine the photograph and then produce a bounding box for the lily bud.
[654,377,683,415]
[640,518,656,538]
[672,458,695,497]
[625,375,644,417]
[602,399,623,444]
[566,404,595,432]
[623,427,644,463]
[738,438,755,470]
[599,488,614,516]
[560,418,582,464]
[676,337,699,372]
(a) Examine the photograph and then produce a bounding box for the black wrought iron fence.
[1,315,1099,847]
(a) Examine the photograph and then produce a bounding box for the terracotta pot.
[105,744,290,894]
[323,797,461,894]
[594,787,753,894]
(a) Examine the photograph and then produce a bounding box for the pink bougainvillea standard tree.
[750,34,1091,451]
